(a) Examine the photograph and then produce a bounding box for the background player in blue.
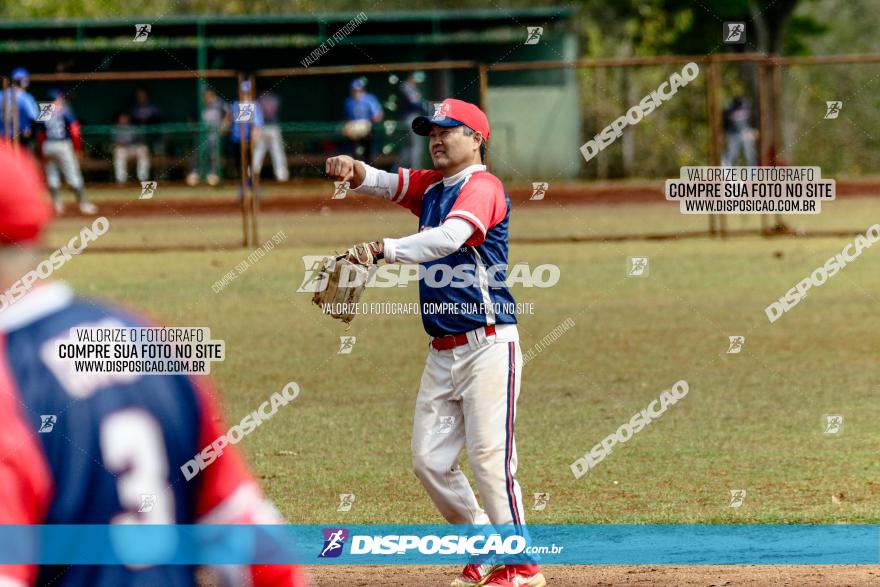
[326,98,545,587]
[1,68,39,149]
[0,142,306,587]
[226,80,264,199]
[341,78,383,163]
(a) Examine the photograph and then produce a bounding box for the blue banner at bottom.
[0,525,876,565]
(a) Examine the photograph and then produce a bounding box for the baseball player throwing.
[326,98,544,587]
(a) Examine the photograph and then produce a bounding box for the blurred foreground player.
[0,142,306,587]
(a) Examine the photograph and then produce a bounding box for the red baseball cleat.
[450,562,504,587]
[482,564,546,587]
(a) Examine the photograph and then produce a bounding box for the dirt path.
[306,564,880,586]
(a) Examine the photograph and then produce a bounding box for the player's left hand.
[345,241,383,265]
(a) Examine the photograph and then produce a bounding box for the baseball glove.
[311,256,371,324]
[341,120,372,140]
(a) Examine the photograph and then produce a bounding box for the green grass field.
[47,195,880,525]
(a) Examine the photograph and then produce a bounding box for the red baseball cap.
[0,141,52,244]
[412,99,490,141]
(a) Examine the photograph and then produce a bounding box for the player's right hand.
[325,155,356,182]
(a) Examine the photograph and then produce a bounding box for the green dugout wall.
[0,8,580,179]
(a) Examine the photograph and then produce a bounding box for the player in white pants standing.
[38,90,97,215]
[253,93,289,182]
[326,98,545,587]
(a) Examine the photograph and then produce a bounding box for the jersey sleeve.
[22,94,39,123]
[0,337,53,587]
[69,120,82,152]
[392,168,442,216]
[190,377,307,587]
[445,172,508,246]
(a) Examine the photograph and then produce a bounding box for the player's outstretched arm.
[326,156,439,214]
[325,155,423,205]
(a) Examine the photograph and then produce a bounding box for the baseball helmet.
[11,67,29,86]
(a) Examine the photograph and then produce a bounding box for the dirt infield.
[306,565,880,586]
[71,178,880,219]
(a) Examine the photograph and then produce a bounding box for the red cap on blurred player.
[412,98,491,140]
[0,141,52,244]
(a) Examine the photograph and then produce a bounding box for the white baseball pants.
[42,140,84,190]
[412,324,526,527]
[253,125,289,181]
[113,144,150,183]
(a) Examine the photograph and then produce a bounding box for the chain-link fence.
[5,54,879,250]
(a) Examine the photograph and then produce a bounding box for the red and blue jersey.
[41,107,78,142]
[0,282,305,587]
[392,164,517,337]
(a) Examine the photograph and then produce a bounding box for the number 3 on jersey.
[99,409,175,525]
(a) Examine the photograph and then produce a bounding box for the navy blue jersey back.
[4,290,203,586]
